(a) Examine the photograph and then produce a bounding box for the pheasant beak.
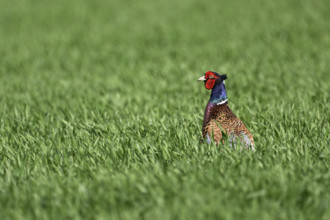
[197,76,206,82]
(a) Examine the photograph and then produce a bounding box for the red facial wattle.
[205,79,215,90]
[204,71,218,90]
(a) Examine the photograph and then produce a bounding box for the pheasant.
[198,71,254,150]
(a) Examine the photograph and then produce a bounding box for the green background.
[0,0,329,219]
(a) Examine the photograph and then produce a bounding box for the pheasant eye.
[208,75,214,79]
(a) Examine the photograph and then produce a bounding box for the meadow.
[0,0,329,219]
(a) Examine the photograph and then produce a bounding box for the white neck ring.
[217,99,228,105]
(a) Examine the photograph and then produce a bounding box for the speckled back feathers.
[202,103,254,149]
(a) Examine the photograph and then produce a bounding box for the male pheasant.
[198,71,254,150]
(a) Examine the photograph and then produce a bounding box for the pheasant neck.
[209,82,228,105]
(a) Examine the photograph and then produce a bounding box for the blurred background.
[1,0,329,111]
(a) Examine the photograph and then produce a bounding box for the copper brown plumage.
[198,71,254,150]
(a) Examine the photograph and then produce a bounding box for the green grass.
[0,0,329,219]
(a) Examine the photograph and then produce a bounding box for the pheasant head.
[198,71,228,104]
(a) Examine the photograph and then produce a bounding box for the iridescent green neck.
[209,81,228,104]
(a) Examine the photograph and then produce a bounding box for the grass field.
[0,0,329,219]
